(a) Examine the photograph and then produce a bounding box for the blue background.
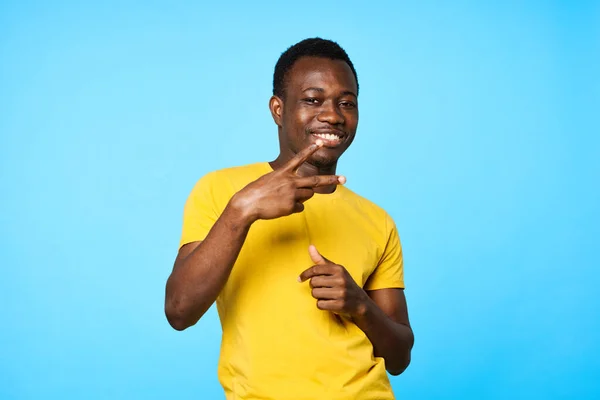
[1,1,598,399]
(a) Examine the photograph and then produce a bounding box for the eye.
[340,101,357,108]
[302,97,320,105]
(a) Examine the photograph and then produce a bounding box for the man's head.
[270,38,359,169]
[273,38,359,99]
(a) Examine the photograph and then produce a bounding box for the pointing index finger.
[298,265,331,282]
[295,174,346,188]
[284,140,324,172]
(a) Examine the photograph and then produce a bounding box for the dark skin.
[165,56,414,375]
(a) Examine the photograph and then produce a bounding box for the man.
[165,38,414,399]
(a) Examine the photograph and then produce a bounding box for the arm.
[299,246,414,375]
[353,288,414,375]
[165,200,254,331]
[165,142,344,330]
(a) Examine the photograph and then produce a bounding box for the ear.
[269,95,283,127]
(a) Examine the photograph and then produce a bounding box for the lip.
[309,129,346,148]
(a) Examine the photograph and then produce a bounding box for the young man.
[165,38,414,399]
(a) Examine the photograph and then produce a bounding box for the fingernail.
[315,139,323,146]
[297,276,302,282]
[338,175,347,184]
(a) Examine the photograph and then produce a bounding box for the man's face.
[273,56,359,168]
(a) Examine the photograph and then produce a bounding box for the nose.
[317,101,344,125]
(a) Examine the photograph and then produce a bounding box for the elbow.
[387,328,414,375]
[386,349,412,376]
[166,314,190,331]
[165,300,195,331]
[387,360,410,376]
[165,308,189,331]
[387,364,408,376]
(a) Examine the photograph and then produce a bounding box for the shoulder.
[186,162,269,205]
[339,186,395,224]
[337,186,398,244]
[202,162,269,179]
[193,162,270,189]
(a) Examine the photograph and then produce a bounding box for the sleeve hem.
[179,237,205,249]
[364,282,405,291]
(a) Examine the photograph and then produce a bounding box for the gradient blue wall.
[1,1,598,399]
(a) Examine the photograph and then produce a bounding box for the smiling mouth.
[310,131,344,147]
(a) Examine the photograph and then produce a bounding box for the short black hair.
[273,38,359,98]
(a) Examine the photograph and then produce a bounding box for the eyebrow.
[302,87,357,98]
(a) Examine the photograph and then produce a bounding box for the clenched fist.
[299,245,369,318]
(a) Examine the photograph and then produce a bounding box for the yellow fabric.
[180,162,404,400]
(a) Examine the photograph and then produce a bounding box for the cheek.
[284,106,310,127]
[294,109,315,126]
[344,111,359,128]
[343,136,356,153]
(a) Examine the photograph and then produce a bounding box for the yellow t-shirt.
[180,162,404,400]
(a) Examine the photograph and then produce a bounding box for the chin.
[311,152,341,168]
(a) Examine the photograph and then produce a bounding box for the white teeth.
[315,133,340,141]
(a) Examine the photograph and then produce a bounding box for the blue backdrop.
[1,1,598,399]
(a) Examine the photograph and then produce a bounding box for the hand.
[230,141,346,222]
[298,245,369,318]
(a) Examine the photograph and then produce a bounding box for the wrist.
[227,193,258,227]
[352,291,372,320]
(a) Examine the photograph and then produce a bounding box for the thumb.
[308,245,327,265]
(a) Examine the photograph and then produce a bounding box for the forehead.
[286,56,357,95]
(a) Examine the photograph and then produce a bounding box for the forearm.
[353,297,414,375]
[165,198,254,330]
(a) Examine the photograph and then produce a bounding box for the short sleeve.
[364,215,405,290]
[179,171,221,248]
